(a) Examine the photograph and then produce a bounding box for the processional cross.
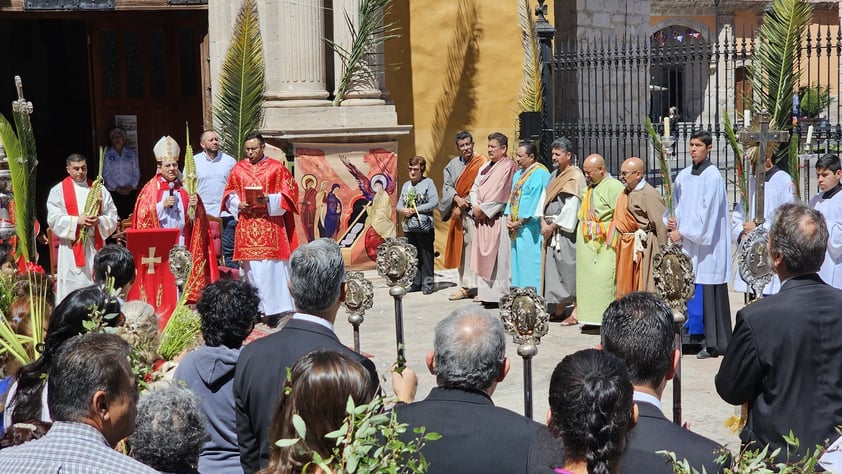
[737,112,790,298]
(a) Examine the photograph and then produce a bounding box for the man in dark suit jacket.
[716,202,842,461]
[602,292,729,473]
[233,239,379,473]
[395,306,543,474]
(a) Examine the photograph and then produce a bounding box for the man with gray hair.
[541,137,586,324]
[716,203,842,462]
[233,238,378,473]
[0,333,156,473]
[395,306,543,473]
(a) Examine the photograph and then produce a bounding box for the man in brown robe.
[470,132,517,305]
[541,138,586,324]
[440,131,488,300]
[613,157,668,296]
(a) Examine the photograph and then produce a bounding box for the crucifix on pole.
[737,112,790,298]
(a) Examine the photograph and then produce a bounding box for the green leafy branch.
[214,0,265,160]
[278,395,439,473]
[329,0,400,106]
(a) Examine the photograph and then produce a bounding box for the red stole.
[61,177,103,266]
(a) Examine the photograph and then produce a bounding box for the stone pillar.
[263,0,330,107]
[333,0,385,105]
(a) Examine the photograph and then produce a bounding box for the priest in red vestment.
[222,133,299,317]
[132,136,216,303]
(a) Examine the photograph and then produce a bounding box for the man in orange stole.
[439,131,487,301]
[132,136,216,303]
[470,132,517,305]
[612,157,667,297]
[222,133,299,317]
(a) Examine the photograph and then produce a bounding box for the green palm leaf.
[749,0,812,132]
[213,0,265,160]
[517,0,542,114]
[0,108,36,263]
[747,0,811,197]
[329,0,399,106]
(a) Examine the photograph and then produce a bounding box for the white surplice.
[47,180,119,303]
[810,186,842,289]
[667,163,732,285]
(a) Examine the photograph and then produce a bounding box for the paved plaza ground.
[332,268,744,455]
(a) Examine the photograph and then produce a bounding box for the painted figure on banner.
[731,155,794,295]
[576,154,625,326]
[613,157,668,297]
[323,184,342,239]
[222,133,299,317]
[132,136,216,303]
[294,144,398,268]
[440,131,488,302]
[300,175,318,242]
[47,153,119,303]
[471,132,518,305]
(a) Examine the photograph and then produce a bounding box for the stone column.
[332,0,385,105]
[263,0,330,107]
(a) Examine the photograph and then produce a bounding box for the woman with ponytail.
[547,349,637,474]
[3,285,122,427]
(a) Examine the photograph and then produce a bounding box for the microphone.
[168,182,175,197]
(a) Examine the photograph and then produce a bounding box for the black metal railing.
[548,26,842,202]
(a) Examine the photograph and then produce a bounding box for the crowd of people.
[0,125,838,473]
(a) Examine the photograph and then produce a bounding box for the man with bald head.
[576,154,625,326]
[613,157,667,296]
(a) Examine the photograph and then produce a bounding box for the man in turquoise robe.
[505,142,550,290]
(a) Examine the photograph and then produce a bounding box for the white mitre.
[153,136,180,162]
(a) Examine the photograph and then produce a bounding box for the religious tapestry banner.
[293,142,398,270]
[126,228,180,328]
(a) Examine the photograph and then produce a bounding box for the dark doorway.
[0,18,92,268]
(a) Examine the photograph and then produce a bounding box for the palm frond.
[724,116,749,215]
[0,113,34,263]
[183,123,198,219]
[329,0,400,106]
[644,118,673,216]
[749,0,812,132]
[213,0,265,160]
[788,133,800,198]
[517,0,542,114]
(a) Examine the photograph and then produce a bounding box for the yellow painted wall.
[385,0,553,266]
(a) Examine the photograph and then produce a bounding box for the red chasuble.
[222,157,299,261]
[132,174,217,303]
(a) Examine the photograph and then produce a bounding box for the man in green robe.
[576,154,625,326]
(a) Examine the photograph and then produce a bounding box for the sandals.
[449,288,472,301]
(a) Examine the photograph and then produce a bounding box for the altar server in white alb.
[47,153,119,303]
[808,153,842,289]
[731,154,795,295]
[666,130,732,360]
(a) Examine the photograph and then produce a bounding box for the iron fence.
[548,26,842,202]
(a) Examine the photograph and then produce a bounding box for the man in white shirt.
[191,130,238,268]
